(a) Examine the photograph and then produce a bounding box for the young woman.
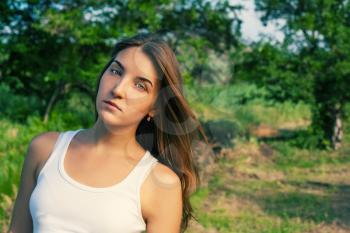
[8,33,208,233]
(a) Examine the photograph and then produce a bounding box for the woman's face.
[96,46,159,129]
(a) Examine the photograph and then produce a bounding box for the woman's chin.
[99,111,122,124]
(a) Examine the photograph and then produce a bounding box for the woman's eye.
[110,68,123,76]
[136,81,147,91]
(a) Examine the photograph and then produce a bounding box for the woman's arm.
[8,132,59,233]
[142,163,183,233]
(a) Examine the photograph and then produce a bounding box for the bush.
[0,83,41,122]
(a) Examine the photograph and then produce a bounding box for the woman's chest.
[64,148,140,188]
[30,173,146,233]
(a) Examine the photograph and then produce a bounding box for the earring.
[147,115,151,122]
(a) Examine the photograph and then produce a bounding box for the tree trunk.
[331,103,343,150]
[43,81,64,123]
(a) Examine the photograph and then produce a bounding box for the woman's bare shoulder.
[151,163,181,187]
[141,162,182,226]
[28,131,61,179]
[141,162,181,203]
[29,131,61,155]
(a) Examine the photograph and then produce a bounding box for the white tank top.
[29,129,158,233]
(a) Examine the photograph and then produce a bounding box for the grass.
[185,83,311,130]
[184,83,350,233]
[188,137,350,232]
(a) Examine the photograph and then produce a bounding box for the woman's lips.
[103,100,122,111]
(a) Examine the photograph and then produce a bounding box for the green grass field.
[185,84,350,233]
[186,138,350,233]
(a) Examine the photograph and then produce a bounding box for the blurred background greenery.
[1,0,350,232]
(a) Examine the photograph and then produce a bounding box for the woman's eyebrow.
[138,77,153,88]
[113,60,125,71]
[113,59,153,87]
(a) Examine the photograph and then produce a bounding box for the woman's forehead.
[115,47,158,85]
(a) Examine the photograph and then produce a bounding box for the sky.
[229,0,285,43]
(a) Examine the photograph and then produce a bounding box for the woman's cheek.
[126,89,149,108]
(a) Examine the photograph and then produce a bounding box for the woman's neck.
[81,118,144,158]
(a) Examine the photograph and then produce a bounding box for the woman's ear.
[148,110,155,118]
[148,107,159,118]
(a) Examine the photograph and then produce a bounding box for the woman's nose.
[111,76,129,98]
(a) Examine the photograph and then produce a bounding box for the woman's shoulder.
[29,131,61,154]
[141,162,182,226]
[142,162,181,201]
[151,163,181,186]
[28,131,62,178]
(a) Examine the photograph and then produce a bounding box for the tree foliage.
[0,0,241,121]
[232,0,350,149]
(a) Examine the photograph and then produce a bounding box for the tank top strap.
[37,129,82,178]
[131,151,159,191]
[56,129,84,163]
[54,129,83,152]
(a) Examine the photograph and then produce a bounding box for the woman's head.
[95,45,160,131]
[94,33,209,232]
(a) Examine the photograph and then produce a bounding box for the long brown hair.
[94,32,209,232]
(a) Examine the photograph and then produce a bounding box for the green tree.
[233,0,350,149]
[0,0,241,122]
